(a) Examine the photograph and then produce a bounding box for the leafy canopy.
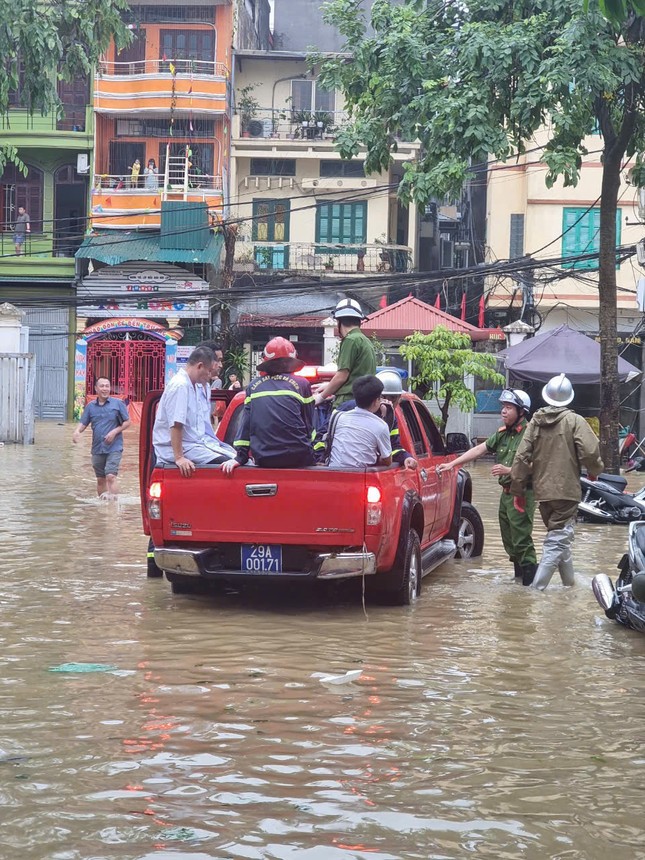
[318,0,645,203]
[400,327,505,428]
[0,0,131,171]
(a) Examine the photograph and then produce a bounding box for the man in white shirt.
[153,346,235,476]
[328,375,392,469]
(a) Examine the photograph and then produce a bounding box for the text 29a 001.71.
[241,544,282,573]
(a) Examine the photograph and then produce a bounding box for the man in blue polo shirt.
[73,377,131,497]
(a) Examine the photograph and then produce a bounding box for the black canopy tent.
[499,325,641,384]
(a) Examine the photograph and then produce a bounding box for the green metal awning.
[75,231,224,267]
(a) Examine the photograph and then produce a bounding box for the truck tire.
[146,539,163,578]
[383,529,422,606]
[455,501,484,559]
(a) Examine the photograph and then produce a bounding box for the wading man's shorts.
[92,451,123,478]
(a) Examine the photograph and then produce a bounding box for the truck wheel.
[455,502,484,559]
[384,529,422,606]
[146,539,163,578]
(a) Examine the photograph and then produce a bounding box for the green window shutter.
[316,202,367,250]
[562,207,622,271]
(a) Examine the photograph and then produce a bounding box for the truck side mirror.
[446,432,471,454]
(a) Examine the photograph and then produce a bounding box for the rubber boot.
[557,519,576,586]
[532,528,566,591]
[513,560,522,580]
[521,563,537,587]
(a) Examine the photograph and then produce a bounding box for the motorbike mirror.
[592,574,616,613]
[631,571,645,603]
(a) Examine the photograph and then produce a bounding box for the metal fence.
[0,353,36,444]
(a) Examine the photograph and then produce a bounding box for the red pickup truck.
[139,386,484,606]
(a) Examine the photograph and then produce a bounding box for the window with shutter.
[562,207,622,270]
[316,202,367,252]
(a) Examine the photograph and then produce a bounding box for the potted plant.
[323,256,334,271]
[237,84,260,137]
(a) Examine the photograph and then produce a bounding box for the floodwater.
[1,424,645,860]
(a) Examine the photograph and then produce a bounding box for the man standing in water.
[73,378,131,497]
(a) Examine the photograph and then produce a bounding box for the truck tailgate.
[159,467,368,546]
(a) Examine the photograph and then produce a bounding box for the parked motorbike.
[578,472,645,524]
[592,520,645,632]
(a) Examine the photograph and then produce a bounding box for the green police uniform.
[486,418,536,567]
[335,327,377,406]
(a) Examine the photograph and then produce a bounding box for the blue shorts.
[14,235,25,245]
[92,451,123,478]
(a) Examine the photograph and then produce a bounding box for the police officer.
[314,298,376,408]
[437,389,537,585]
[223,337,315,472]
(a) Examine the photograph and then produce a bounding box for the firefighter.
[437,389,537,585]
[222,337,315,472]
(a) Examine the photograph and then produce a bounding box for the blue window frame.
[316,201,367,253]
[562,207,622,270]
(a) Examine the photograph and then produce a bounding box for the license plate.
[241,544,282,573]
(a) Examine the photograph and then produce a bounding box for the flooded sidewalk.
[1,422,644,860]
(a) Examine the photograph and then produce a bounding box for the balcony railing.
[98,59,229,78]
[0,105,88,133]
[237,108,349,141]
[94,173,223,193]
[0,231,82,260]
[235,242,412,274]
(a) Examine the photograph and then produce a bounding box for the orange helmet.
[257,336,305,373]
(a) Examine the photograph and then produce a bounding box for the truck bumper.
[154,547,376,580]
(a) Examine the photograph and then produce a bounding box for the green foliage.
[0,0,131,168]
[586,0,645,22]
[225,344,250,382]
[318,0,645,204]
[400,326,505,429]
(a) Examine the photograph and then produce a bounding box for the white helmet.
[334,297,365,322]
[542,373,574,407]
[376,368,404,397]
[499,388,531,414]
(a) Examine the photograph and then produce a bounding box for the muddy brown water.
[1,423,645,860]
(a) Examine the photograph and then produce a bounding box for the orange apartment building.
[74,1,270,419]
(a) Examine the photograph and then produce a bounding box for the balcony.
[0,231,79,279]
[90,172,224,229]
[234,242,412,275]
[234,108,349,143]
[94,59,229,115]
[0,105,92,146]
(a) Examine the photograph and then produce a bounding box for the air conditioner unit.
[247,119,265,138]
[76,153,89,174]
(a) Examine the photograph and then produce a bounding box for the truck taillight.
[148,482,162,519]
[366,484,382,525]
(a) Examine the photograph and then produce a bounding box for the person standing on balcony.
[129,159,141,189]
[13,206,30,255]
[144,159,159,190]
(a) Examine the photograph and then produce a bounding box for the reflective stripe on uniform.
[247,389,314,405]
[147,552,155,559]
[234,439,250,447]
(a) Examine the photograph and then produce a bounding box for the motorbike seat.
[596,472,628,492]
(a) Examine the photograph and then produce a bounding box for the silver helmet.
[376,368,404,397]
[542,373,574,407]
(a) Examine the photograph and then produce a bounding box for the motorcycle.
[592,520,645,632]
[578,472,645,524]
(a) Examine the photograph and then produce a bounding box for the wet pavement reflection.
[1,423,645,860]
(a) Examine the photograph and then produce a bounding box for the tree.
[400,327,505,430]
[319,0,645,471]
[0,0,131,171]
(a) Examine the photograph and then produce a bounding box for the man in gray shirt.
[73,377,131,497]
[328,375,392,469]
[13,206,30,255]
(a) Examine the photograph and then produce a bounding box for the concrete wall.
[272,0,402,52]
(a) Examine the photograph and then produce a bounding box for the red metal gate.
[86,333,166,402]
